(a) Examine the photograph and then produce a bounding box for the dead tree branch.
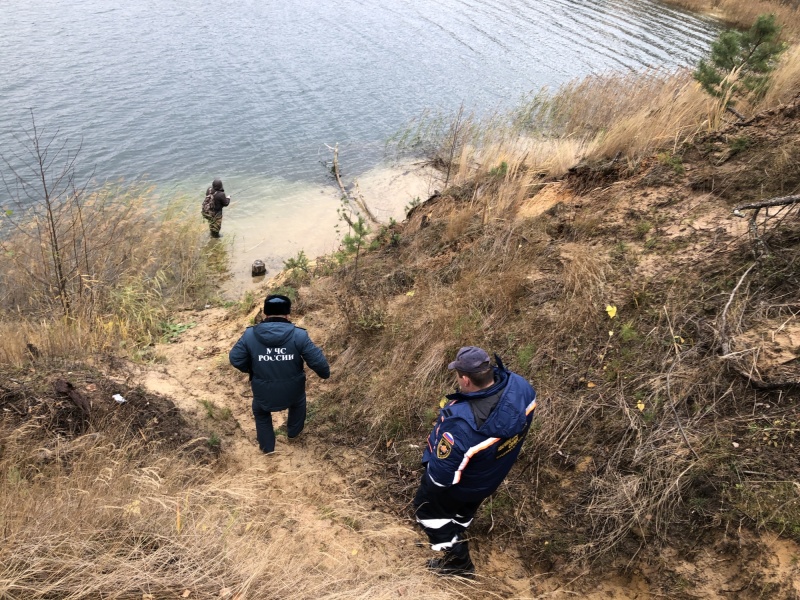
[731,195,800,259]
[733,194,800,214]
[326,143,380,227]
[718,262,757,356]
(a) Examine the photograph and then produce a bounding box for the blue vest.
[423,367,537,501]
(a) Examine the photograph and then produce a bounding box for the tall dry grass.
[665,0,800,36]
[410,70,712,188]
[0,190,227,365]
[0,418,473,600]
[760,41,800,104]
[443,60,800,186]
[411,12,800,186]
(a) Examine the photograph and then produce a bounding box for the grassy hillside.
[2,3,799,598]
[301,94,799,551]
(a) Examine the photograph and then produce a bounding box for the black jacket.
[229,319,330,410]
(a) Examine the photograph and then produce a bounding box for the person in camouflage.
[204,178,230,238]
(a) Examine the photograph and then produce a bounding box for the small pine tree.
[694,14,785,110]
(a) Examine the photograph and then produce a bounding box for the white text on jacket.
[258,348,295,361]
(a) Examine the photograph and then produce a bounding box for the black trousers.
[413,473,482,556]
[252,396,306,453]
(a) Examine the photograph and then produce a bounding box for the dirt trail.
[135,304,586,598]
[134,303,792,600]
[133,306,518,597]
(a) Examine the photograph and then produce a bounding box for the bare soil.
[127,285,798,598]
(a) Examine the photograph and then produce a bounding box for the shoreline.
[217,158,439,299]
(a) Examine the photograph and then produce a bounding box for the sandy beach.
[218,159,439,298]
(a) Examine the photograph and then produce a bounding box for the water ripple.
[1,0,718,196]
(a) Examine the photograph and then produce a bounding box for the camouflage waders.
[209,213,223,237]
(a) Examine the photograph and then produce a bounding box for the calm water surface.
[1,0,718,283]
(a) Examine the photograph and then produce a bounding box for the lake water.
[1,0,718,289]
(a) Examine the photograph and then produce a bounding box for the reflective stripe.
[428,473,447,488]
[526,398,537,415]
[431,535,460,551]
[416,517,451,529]
[416,515,472,529]
[452,437,501,484]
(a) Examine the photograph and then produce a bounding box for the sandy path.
[134,304,790,599]
[136,306,545,598]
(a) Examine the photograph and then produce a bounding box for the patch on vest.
[495,434,522,459]
[437,432,454,459]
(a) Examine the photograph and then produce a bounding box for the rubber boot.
[426,542,475,578]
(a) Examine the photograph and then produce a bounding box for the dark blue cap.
[448,346,490,373]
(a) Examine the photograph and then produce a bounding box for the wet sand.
[218,160,437,299]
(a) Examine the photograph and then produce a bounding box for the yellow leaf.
[637,401,645,411]
[587,382,596,389]
[406,290,415,297]
[439,397,448,408]
[605,305,617,319]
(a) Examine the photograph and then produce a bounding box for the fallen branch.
[733,194,800,215]
[718,263,757,356]
[731,365,800,391]
[326,143,380,227]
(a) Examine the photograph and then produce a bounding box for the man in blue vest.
[414,346,537,577]
[229,294,330,453]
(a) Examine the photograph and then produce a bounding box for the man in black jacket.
[229,295,330,453]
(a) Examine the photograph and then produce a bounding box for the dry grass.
[761,42,800,105]
[0,190,227,363]
[414,70,715,185]
[415,14,800,183]
[665,0,800,37]
[0,413,478,600]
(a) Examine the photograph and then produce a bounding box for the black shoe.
[426,555,475,578]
